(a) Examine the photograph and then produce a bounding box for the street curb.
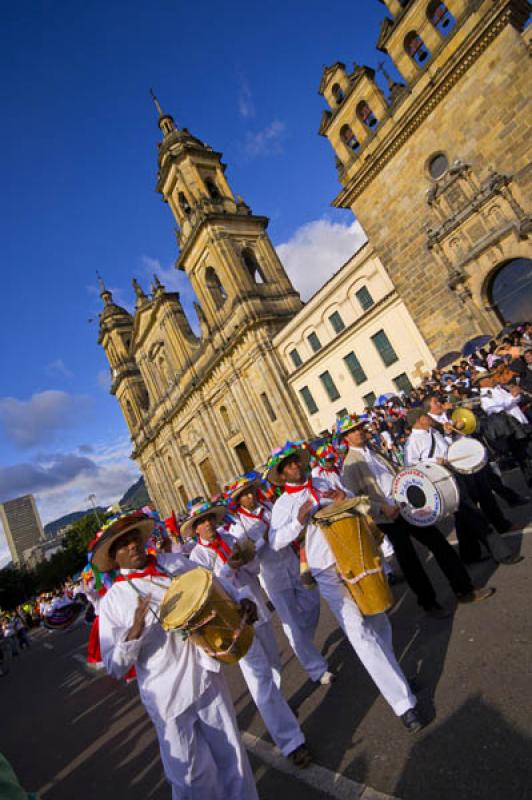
[242,731,401,800]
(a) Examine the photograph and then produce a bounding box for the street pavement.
[1,469,531,800]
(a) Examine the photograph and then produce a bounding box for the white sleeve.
[269,502,304,552]
[404,437,421,466]
[99,591,143,680]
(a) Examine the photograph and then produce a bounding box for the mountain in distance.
[44,477,151,536]
[44,507,106,537]
[118,476,151,510]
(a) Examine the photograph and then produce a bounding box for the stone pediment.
[131,301,159,348]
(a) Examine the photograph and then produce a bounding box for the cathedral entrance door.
[199,458,220,497]
[490,258,532,323]
[235,441,254,473]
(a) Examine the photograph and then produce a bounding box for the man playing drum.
[226,472,333,685]
[267,441,423,734]
[95,512,258,800]
[186,499,312,768]
[405,409,522,567]
[340,413,494,617]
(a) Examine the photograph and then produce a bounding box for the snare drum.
[313,498,394,615]
[43,602,83,632]
[159,567,254,664]
[447,437,488,475]
[392,463,459,527]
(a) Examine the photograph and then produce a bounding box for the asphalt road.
[1,469,531,800]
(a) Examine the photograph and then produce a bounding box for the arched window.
[178,191,192,216]
[427,1,455,35]
[125,399,137,427]
[205,178,222,201]
[405,31,431,66]
[356,101,378,129]
[242,248,265,283]
[205,266,227,309]
[331,83,345,105]
[340,124,360,152]
[167,454,174,477]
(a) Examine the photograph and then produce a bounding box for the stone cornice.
[177,212,270,268]
[333,1,527,208]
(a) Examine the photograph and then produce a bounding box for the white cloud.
[238,78,255,119]
[46,358,73,379]
[244,120,286,158]
[0,390,91,449]
[97,369,111,392]
[276,218,368,301]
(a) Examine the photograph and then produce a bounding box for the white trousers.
[155,672,258,800]
[314,566,415,717]
[239,622,305,757]
[266,583,327,681]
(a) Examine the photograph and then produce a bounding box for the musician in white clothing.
[95,512,258,800]
[185,499,312,768]
[226,473,332,685]
[267,442,423,734]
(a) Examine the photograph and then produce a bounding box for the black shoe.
[401,708,424,734]
[498,554,525,565]
[424,604,453,619]
[508,497,529,507]
[462,555,492,565]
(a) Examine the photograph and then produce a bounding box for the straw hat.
[335,413,369,436]
[91,512,155,572]
[180,498,227,540]
[266,442,311,487]
[224,471,262,503]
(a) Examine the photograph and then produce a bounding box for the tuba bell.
[451,406,477,436]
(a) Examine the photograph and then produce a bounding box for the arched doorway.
[490,258,532,323]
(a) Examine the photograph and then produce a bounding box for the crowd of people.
[4,322,530,799]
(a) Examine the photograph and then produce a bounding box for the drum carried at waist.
[446,437,488,475]
[43,602,83,631]
[392,463,459,527]
[313,497,394,616]
[159,567,254,664]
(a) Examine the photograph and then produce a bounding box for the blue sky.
[0,1,391,561]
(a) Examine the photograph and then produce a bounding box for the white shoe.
[319,670,336,685]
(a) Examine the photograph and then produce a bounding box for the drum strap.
[428,432,437,460]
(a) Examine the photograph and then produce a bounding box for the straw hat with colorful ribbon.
[180,497,227,540]
[335,413,369,437]
[91,511,155,572]
[265,441,311,487]
[314,443,338,467]
[224,471,262,505]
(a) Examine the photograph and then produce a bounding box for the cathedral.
[99,0,531,515]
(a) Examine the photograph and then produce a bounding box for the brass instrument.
[450,406,478,436]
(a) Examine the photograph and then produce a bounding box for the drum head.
[313,496,369,522]
[392,465,458,527]
[160,567,212,631]
[447,438,487,474]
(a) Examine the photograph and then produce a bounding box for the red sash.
[114,556,168,582]
[284,479,321,504]
[201,535,232,564]
[239,506,268,524]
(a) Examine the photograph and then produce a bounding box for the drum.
[392,463,459,527]
[313,497,394,615]
[159,566,254,664]
[447,437,488,475]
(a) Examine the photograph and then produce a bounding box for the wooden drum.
[159,566,254,664]
[313,498,394,616]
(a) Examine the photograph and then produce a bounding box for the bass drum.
[447,437,488,475]
[392,463,460,527]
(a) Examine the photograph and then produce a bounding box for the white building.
[273,243,435,434]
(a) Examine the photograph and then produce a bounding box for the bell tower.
[318,0,531,356]
[97,275,150,433]
[151,94,302,344]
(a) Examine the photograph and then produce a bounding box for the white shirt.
[99,553,233,724]
[311,465,345,493]
[428,411,454,445]
[229,503,300,594]
[480,385,528,425]
[404,429,449,465]
[269,476,336,572]
[345,446,396,505]
[189,530,269,623]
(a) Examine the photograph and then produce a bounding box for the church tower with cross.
[318,0,531,356]
[98,97,310,515]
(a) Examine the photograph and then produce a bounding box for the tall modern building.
[0,495,45,565]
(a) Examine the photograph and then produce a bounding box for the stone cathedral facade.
[319,0,531,355]
[98,108,310,516]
